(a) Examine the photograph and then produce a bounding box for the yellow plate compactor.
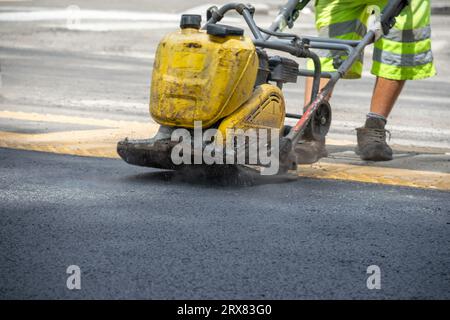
[117,0,409,174]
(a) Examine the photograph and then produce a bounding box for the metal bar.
[286,113,302,119]
[242,9,264,39]
[218,3,242,17]
[298,69,334,79]
[203,2,242,27]
[264,0,301,40]
[309,42,354,56]
[324,31,375,90]
[308,51,321,101]
[304,36,361,47]
[253,39,303,56]
[283,30,376,150]
[381,0,410,35]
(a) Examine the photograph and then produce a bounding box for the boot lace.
[359,128,391,144]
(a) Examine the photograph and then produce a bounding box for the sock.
[366,112,387,124]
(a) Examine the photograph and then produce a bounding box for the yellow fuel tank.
[150,27,258,128]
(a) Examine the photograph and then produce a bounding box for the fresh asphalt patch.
[1,148,449,299]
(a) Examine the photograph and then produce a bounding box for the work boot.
[356,117,393,161]
[282,125,328,165]
[295,138,328,164]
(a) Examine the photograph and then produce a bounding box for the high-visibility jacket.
[308,0,436,80]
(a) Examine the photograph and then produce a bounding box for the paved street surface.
[1,148,449,299]
[0,0,449,299]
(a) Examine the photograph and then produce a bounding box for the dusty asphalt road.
[1,148,449,299]
[0,0,449,299]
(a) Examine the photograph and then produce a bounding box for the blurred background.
[1,0,449,149]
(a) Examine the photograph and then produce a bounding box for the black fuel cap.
[207,24,244,37]
[180,14,202,30]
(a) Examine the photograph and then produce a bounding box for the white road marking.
[283,86,450,106]
[92,51,155,60]
[70,99,148,109]
[330,119,450,136]
[17,98,148,110]
[0,10,186,22]
[0,7,240,22]
[0,7,241,31]
[62,22,180,32]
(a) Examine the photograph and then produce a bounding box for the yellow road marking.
[0,110,160,158]
[0,127,159,158]
[0,110,156,128]
[0,110,449,191]
[298,163,450,191]
[325,138,354,146]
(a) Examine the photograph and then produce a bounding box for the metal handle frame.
[203,1,366,106]
[203,0,409,169]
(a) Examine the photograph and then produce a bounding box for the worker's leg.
[304,0,373,107]
[298,0,369,164]
[370,77,405,118]
[355,77,405,161]
[305,0,369,87]
[357,0,436,161]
